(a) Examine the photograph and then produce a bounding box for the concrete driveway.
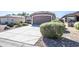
[0,25,41,47]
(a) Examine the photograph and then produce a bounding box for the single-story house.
[30,11,56,25]
[61,11,79,26]
[0,16,25,24]
[61,11,79,22]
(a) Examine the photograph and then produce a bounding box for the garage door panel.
[33,16,51,24]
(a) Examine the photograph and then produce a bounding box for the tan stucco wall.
[0,17,25,24]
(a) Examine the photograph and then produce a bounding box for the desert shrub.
[14,22,28,28]
[15,22,22,26]
[74,22,79,30]
[14,24,22,28]
[14,25,19,28]
[7,23,15,27]
[51,20,65,27]
[22,23,28,26]
[20,21,23,23]
[40,21,65,39]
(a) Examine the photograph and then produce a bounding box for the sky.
[0,11,76,18]
[0,0,78,18]
[54,11,76,18]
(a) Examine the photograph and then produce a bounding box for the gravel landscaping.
[35,37,79,47]
[35,27,79,47]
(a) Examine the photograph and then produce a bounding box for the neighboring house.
[61,11,79,26]
[0,16,25,24]
[30,11,56,25]
[61,11,79,22]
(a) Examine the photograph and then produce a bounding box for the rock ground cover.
[35,27,79,47]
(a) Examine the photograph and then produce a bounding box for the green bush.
[17,23,23,27]
[74,22,79,30]
[22,23,28,26]
[40,21,65,39]
[51,20,65,28]
[7,23,15,27]
[14,22,28,28]
[14,25,19,28]
[20,21,23,23]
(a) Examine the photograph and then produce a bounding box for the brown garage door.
[33,16,51,25]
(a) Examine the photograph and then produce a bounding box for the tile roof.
[61,11,79,18]
[30,11,55,16]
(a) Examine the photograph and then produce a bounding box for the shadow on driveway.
[32,25,40,27]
